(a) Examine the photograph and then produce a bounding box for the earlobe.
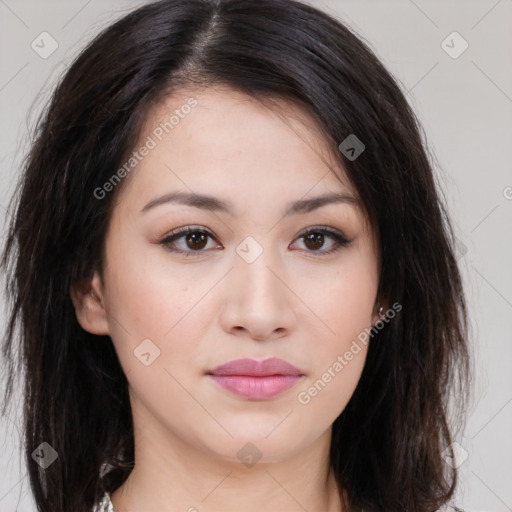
[69,271,110,335]
[371,302,387,327]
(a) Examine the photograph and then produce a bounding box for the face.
[77,86,382,465]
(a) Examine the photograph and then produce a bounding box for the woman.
[1,0,471,511]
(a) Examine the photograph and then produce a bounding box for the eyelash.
[158,225,352,258]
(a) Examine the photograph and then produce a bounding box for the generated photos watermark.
[297,302,402,405]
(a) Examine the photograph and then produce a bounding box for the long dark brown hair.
[1,0,471,511]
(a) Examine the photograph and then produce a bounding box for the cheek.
[295,254,377,345]
[295,272,373,420]
[296,346,368,432]
[102,240,222,391]
[102,228,192,335]
[292,256,376,415]
[105,271,203,376]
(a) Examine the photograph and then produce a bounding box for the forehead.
[130,85,352,191]
[114,85,373,234]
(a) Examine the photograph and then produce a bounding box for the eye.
[159,226,221,257]
[291,227,352,256]
[158,225,352,257]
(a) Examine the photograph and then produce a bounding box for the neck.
[110,397,343,512]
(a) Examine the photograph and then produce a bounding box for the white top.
[92,491,465,512]
[92,491,114,512]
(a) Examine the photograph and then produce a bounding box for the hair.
[1,0,472,511]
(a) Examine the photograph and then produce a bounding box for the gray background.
[1,1,511,510]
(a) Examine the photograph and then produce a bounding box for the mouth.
[206,357,305,400]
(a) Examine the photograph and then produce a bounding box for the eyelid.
[295,224,349,240]
[160,225,216,240]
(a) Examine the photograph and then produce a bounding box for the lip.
[207,358,304,400]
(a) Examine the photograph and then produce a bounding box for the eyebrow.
[140,190,359,217]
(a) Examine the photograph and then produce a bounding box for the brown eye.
[303,232,326,251]
[292,227,351,255]
[184,232,208,250]
[159,227,220,257]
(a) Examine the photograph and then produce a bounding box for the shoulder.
[437,506,466,512]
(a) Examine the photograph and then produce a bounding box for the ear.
[70,271,110,335]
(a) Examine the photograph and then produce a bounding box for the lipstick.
[207,358,304,400]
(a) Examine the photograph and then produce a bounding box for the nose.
[218,242,297,342]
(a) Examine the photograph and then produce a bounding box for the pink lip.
[207,358,304,400]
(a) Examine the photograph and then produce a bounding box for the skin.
[71,85,384,512]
